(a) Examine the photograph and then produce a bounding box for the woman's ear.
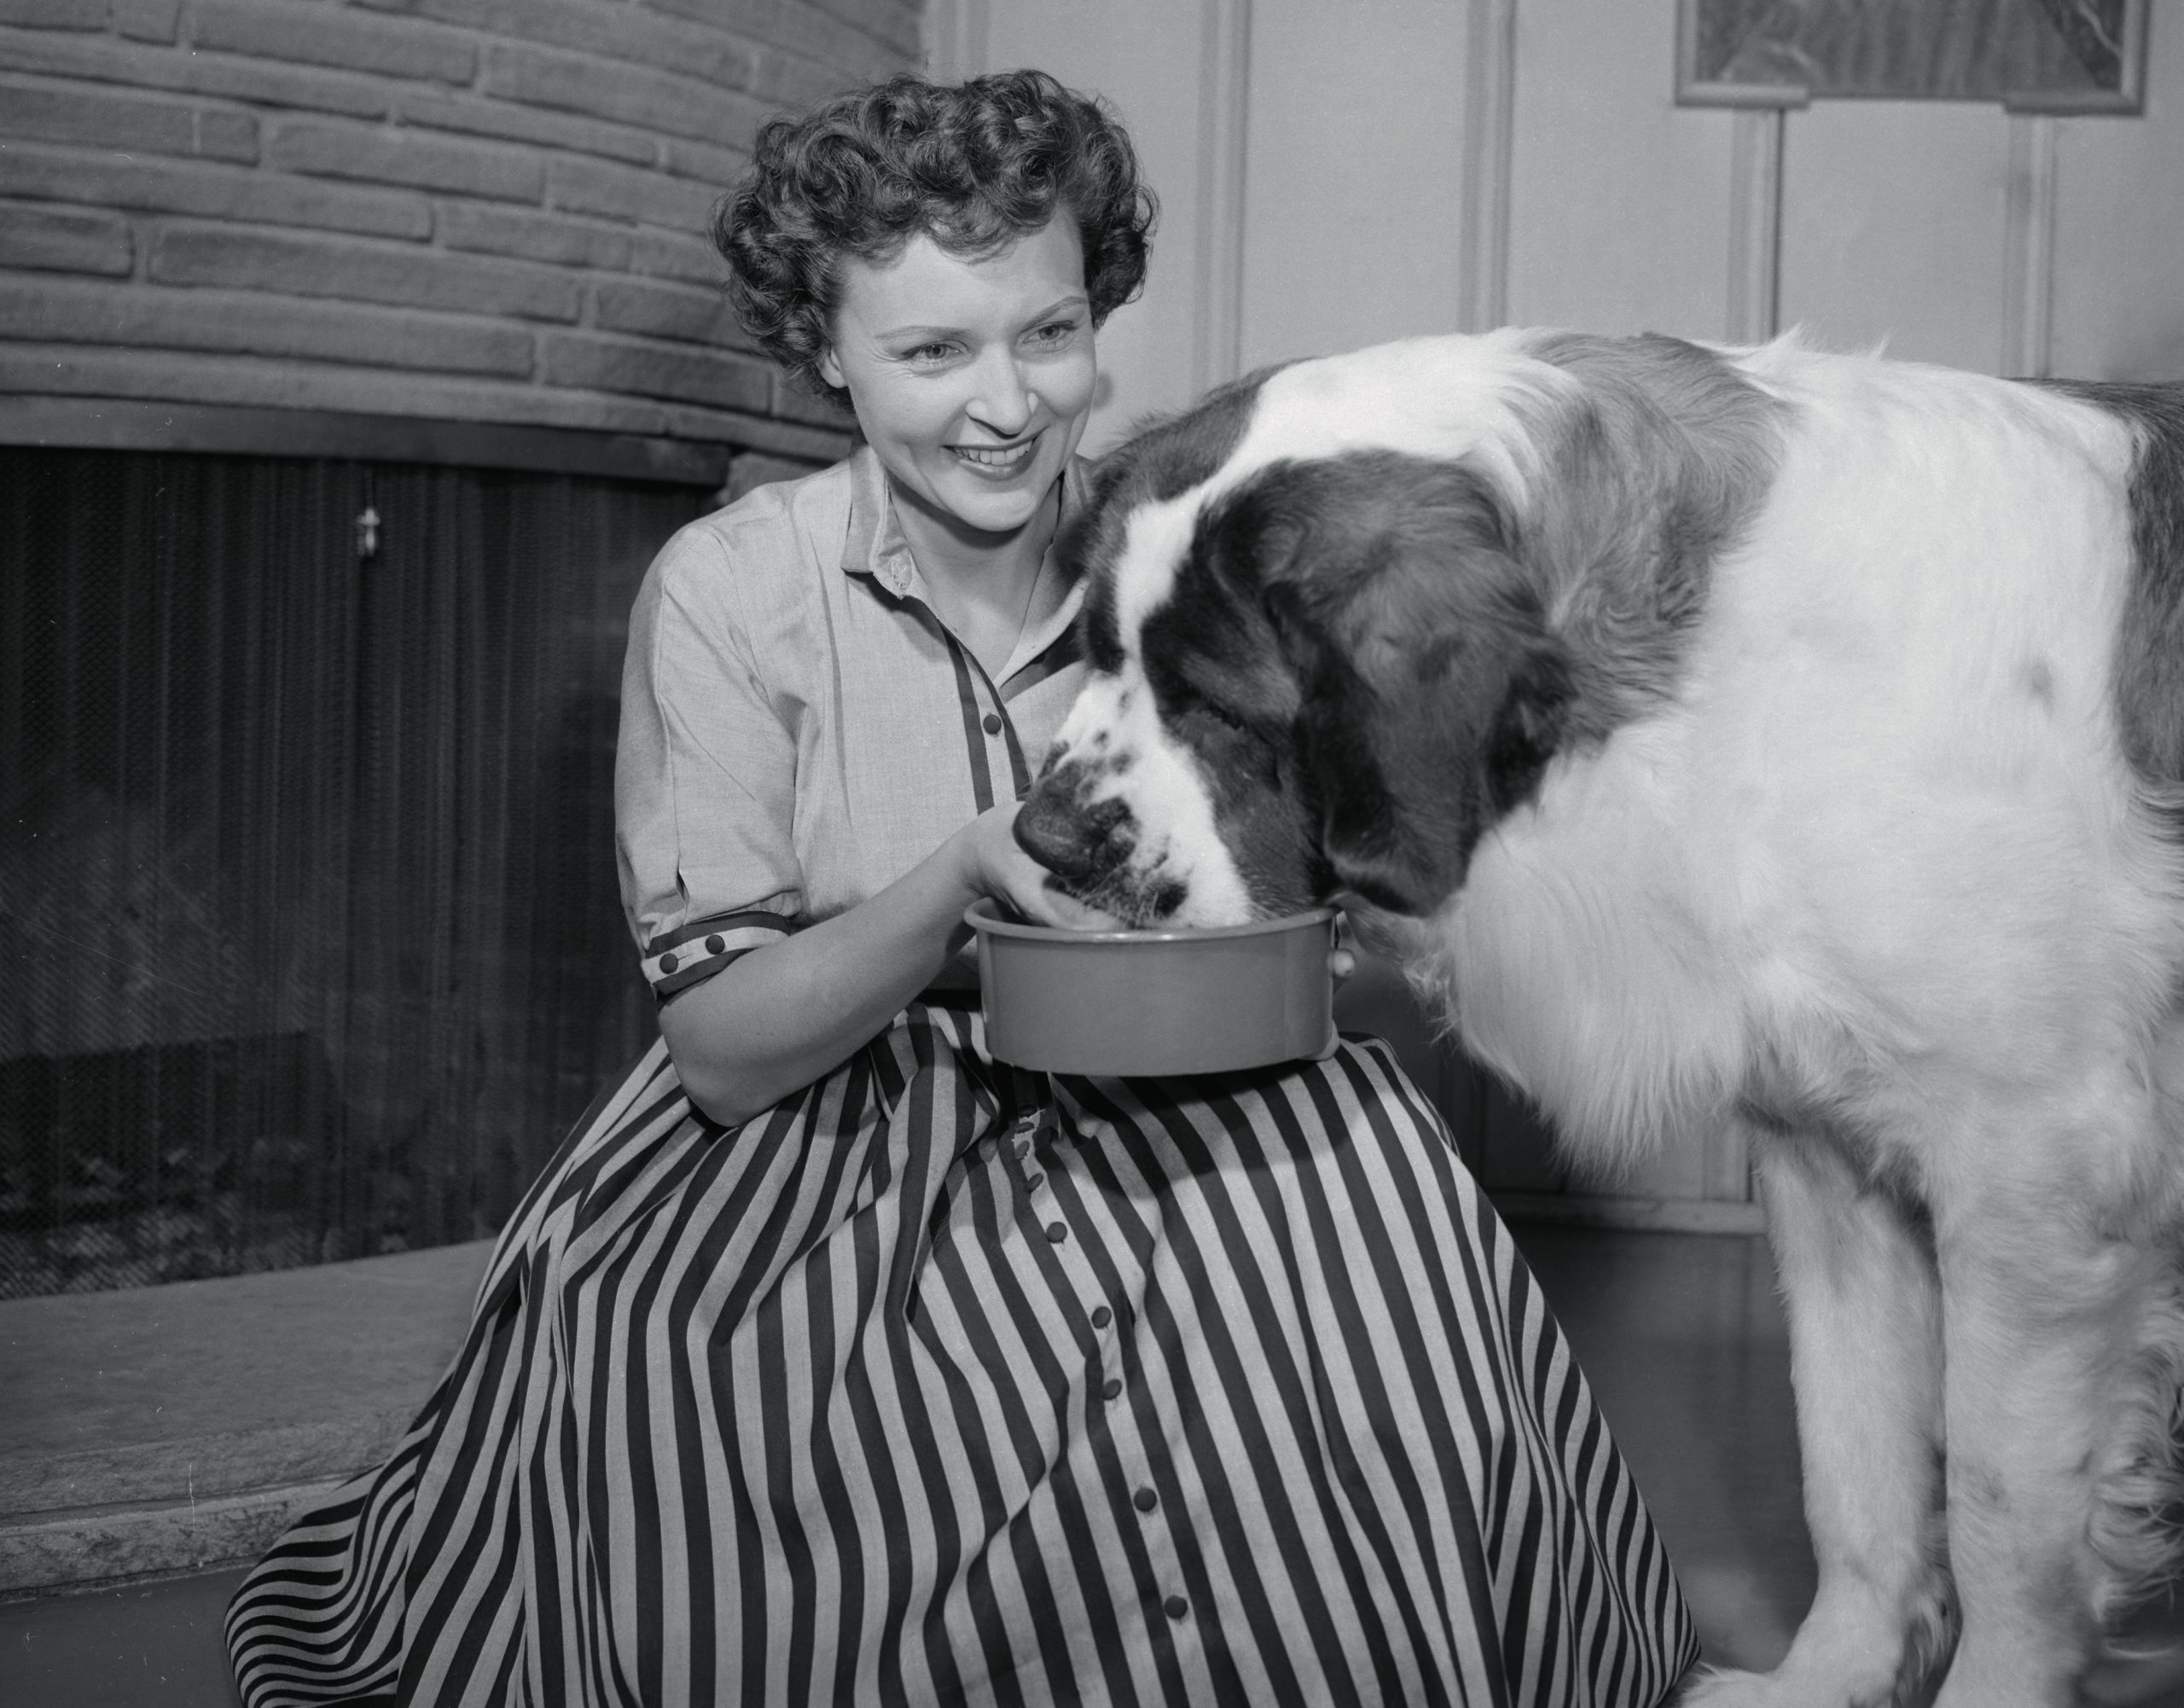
[816,346,846,392]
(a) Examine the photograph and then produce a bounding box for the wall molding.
[1495,1191,1767,1237]
[1458,0,1517,333]
[2001,113,2059,379]
[1726,107,1786,344]
[1190,0,1252,393]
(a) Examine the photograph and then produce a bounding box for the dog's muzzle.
[1015,756,1134,889]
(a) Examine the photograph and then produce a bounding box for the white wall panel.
[1239,0,1473,368]
[1504,0,1734,340]
[1778,101,2013,371]
[2049,13,2184,383]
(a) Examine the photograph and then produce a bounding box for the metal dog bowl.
[966,898,1338,1076]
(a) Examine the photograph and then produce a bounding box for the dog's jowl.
[1018,327,2184,1708]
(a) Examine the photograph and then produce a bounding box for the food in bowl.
[965,898,1339,1076]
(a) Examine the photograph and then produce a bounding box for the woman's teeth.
[954,440,1033,468]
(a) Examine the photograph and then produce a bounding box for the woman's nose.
[967,346,1034,435]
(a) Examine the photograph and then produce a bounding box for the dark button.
[1133,1487,1157,1513]
[705,933,725,955]
[1091,1304,1112,1328]
[1164,1595,1189,1621]
[658,951,678,973]
[1025,1174,1043,1191]
[1046,1222,1067,1244]
[982,712,1003,735]
[1102,1378,1123,1400]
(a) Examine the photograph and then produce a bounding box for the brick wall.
[0,0,921,461]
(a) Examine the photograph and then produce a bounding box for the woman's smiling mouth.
[952,436,1038,471]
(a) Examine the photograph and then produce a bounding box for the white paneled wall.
[1237,0,1472,368]
[2053,15,2184,382]
[929,0,2183,1227]
[1506,0,1734,341]
[1778,101,2017,369]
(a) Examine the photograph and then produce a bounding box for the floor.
[6,1226,2184,1705]
[3,1566,249,1707]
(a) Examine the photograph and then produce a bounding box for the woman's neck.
[891,475,1060,598]
[889,477,1061,679]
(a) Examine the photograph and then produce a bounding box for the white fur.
[1107,328,1577,681]
[1059,331,2184,1705]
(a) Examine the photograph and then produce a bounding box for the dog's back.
[1414,342,2184,1197]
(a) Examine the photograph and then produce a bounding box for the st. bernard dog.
[1014,328,2184,1707]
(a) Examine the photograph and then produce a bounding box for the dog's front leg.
[1683,1129,1949,1708]
[1925,1160,2167,1707]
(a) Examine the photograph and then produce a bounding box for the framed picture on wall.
[1676,0,2149,113]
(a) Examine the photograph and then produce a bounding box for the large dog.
[1014,328,2184,1706]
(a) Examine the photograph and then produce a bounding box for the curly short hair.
[715,69,1157,405]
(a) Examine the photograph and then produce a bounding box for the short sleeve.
[614,520,803,1001]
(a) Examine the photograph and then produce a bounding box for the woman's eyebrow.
[874,295,1090,341]
[874,321,964,340]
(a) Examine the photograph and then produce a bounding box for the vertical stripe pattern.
[228,1016,1698,1705]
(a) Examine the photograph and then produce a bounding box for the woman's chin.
[935,479,1048,537]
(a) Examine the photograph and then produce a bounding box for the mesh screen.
[0,447,705,1297]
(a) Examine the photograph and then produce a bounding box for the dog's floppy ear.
[1262,469,1574,916]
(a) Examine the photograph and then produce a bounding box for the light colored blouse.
[614,445,1090,999]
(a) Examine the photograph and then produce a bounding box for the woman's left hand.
[961,801,1115,930]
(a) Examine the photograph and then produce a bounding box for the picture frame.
[1674,0,2149,114]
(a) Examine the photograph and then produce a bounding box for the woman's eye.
[1027,320,1079,347]
[903,341,959,364]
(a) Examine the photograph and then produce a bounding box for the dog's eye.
[1176,687,1250,735]
[1186,695,1283,782]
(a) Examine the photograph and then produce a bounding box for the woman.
[228,70,1698,1707]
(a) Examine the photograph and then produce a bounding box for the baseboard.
[1494,1191,1766,1235]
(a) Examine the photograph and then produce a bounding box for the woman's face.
[818,218,1096,540]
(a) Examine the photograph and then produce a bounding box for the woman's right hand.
[956,801,1110,930]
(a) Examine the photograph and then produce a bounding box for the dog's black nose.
[1015,762,1130,882]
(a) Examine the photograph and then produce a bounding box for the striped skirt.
[226,1003,1698,1706]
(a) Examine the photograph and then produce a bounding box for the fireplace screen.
[1,446,707,1297]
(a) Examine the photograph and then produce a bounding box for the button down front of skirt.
[911,1077,1213,1699]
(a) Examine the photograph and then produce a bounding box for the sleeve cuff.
[642,910,795,998]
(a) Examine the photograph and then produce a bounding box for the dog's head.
[1017,333,1592,927]
[1017,329,1781,927]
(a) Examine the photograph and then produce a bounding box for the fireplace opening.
[2,444,711,1298]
